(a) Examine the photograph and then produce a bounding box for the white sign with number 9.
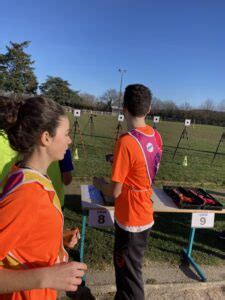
[191,213,215,228]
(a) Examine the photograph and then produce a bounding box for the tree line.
[0,41,225,126]
[0,41,116,110]
[151,98,225,126]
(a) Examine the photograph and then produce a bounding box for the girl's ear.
[40,131,51,146]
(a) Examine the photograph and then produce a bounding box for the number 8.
[98,215,105,224]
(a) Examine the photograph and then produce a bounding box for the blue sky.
[0,0,224,106]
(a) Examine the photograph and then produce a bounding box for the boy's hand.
[105,154,114,164]
[93,177,107,191]
[63,228,80,249]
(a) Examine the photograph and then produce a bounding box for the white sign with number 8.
[89,209,114,227]
[191,213,215,228]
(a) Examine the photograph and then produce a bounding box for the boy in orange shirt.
[94,84,162,300]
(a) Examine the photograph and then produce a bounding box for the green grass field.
[64,113,225,270]
[69,113,225,186]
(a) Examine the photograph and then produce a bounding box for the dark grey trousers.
[114,222,151,300]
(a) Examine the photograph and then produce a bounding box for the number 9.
[200,217,206,225]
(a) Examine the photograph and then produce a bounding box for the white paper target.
[73,109,81,117]
[185,119,191,126]
[118,114,124,122]
[153,116,160,123]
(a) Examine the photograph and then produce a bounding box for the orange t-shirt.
[0,180,63,299]
[112,125,162,227]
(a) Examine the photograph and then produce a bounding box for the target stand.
[114,113,124,142]
[115,122,123,141]
[83,112,96,137]
[153,116,160,130]
[173,126,190,160]
[211,132,225,165]
[71,118,86,156]
[82,112,97,150]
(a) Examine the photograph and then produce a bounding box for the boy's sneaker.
[218,231,225,239]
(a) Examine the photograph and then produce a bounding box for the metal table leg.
[79,210,88,285]
[183,228,207,282]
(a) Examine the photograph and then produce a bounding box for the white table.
[80,185,225,282]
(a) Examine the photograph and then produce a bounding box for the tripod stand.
[152,116,160,130]
[211,132,225,165]
[71,118,86,156]
[172,126,190,160]
[83,112,96,137]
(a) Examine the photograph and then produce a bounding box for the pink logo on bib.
[146,142,154,153]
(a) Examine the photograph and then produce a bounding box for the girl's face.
[47,116,72,161]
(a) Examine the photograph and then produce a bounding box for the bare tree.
[80,92,97,106]
[100,89,123,107]
[79,92,100,109]
[201,98,215,111]
[162,100,178,111]
[151,97,164,111]
[217,99,225,112]
[179,102,193,111]
[100,89,119,103]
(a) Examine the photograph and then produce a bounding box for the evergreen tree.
[40,76,80,105]
[0,41,38,97]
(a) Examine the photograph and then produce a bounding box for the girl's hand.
[43,261,87,291]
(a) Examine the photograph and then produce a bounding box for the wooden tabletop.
[81,185,225,214]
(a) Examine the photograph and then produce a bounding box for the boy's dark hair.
[0,96,66,155]
[123,84,152,117]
